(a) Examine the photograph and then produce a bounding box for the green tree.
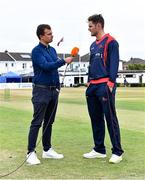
[128,64,145,70]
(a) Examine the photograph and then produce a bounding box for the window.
[69,64,73,69]
[117,74,122,78]
[5,63,8,67]
[125,74,136,78]
[22,63,27,69]
[21,54,31,58]
[11,63,14,67]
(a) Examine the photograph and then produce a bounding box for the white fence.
[0,83,32,89]
[0,71,145,89]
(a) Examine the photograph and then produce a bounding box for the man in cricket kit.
[83,14,124,164]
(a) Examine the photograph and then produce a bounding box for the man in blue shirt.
[83,14,124,163]
[26,24,73,165]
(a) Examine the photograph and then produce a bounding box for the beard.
[91,31,98,36]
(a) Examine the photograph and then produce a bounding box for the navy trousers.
[28,86,59,152]
[86,83,124,156]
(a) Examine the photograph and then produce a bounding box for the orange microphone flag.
[71,47,79,57]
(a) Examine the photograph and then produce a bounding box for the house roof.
[0,52,14,61]
[0,51,80,62]
[0,51,31,62]
[7,52,31,61]
[81,53,90,62]
[58,53,79,62]
[124,58,145,65]
[1,51,144,64]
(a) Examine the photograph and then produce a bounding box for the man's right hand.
[64,57,73,64]
[86,82,90,87]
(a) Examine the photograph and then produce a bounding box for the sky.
[0,0,145,61]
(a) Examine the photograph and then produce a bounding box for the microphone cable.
[0,65,69,178]
[0,46,79,178]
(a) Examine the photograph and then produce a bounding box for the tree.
[128,64,145,70]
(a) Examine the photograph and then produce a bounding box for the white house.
[0,51,32,74]
[3,50,143,87]
[117,70,145,84]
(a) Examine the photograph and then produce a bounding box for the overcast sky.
[0,0,144,60]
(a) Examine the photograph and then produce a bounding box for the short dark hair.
[36,24,51,39]
[88,14,104,28]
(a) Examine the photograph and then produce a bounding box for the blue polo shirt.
[31,43,65,86]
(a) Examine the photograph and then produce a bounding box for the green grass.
[0,87,145,179]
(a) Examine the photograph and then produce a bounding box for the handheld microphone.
[62,47,79,85]
[71,47,79,57]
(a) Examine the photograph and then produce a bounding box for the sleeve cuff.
[59,59,66,65]
[107,80,114,88]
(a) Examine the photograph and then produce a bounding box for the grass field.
[0,87,145,179]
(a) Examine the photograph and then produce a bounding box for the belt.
[90,77,109,84]
[33,84,58,90]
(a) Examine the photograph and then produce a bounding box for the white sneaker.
[109,154,122,164]
[83,149,106,159]
[42,148,64,159]
[26,151,41,165]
